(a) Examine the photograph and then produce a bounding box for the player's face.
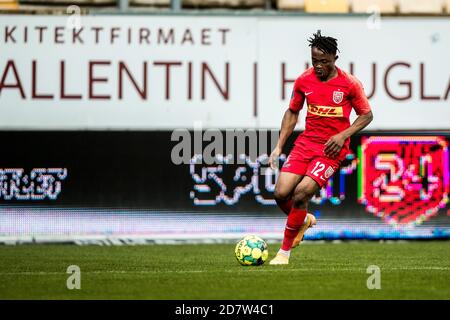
[311,47,336,81]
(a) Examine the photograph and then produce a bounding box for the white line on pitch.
[0,266,449,276]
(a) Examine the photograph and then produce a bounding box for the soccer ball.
[234,235,269,266]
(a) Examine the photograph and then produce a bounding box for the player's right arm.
[269,109,299,169]
[269,79,305,169]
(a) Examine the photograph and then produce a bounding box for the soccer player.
[268,30,374,265]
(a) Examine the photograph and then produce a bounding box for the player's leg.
[280,157,341,258]
[273,171,303,215]
[291,195,317,248]
[291,214,316,248]
[292,156,340,248]
[270,176,320,265]
[274,172,317,247]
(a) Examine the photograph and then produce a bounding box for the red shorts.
[281,138,347,188]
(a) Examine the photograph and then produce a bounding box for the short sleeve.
[288,79,305,113]
[350,78,372,115]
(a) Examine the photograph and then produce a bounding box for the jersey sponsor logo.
[307,104,343,117]
[305,91,313,96]
[333,90,344,104]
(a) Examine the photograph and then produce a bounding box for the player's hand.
[324,133,346,158]
[269,146,282,170]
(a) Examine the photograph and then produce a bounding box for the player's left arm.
[324,80,373,158]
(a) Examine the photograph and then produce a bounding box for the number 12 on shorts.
[311,161,325,176]
[310,160,335,181]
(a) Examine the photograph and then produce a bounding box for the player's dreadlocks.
[308,30,340,55]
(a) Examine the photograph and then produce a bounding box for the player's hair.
[308,30,339,55]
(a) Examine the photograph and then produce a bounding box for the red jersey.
[289,67,371,151]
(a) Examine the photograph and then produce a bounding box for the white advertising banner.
[0,15,449,130]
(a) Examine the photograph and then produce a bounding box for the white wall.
[0,15,449,130]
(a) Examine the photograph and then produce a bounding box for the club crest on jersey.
[333,91,344,104]
[324,166,334,179]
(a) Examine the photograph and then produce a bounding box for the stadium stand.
[15,0,267,9]
[276,0,304,10]
[304,0,349,13]
[398,0,444,14]
[130,0,169,7]
[444,0,450,13]
[0,0,19,9]
[350,0,396,14]
[183,0,265,8]
[1,0,450,15]
[19,0,115,4]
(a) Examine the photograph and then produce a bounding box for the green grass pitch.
[0,241,449,299]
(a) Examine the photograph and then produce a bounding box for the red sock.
[278,199,293,215]
[281,208,307,251]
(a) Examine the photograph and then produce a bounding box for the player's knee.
[274,188,290,202]
[292,191,307,208]
[292,187,314,208]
